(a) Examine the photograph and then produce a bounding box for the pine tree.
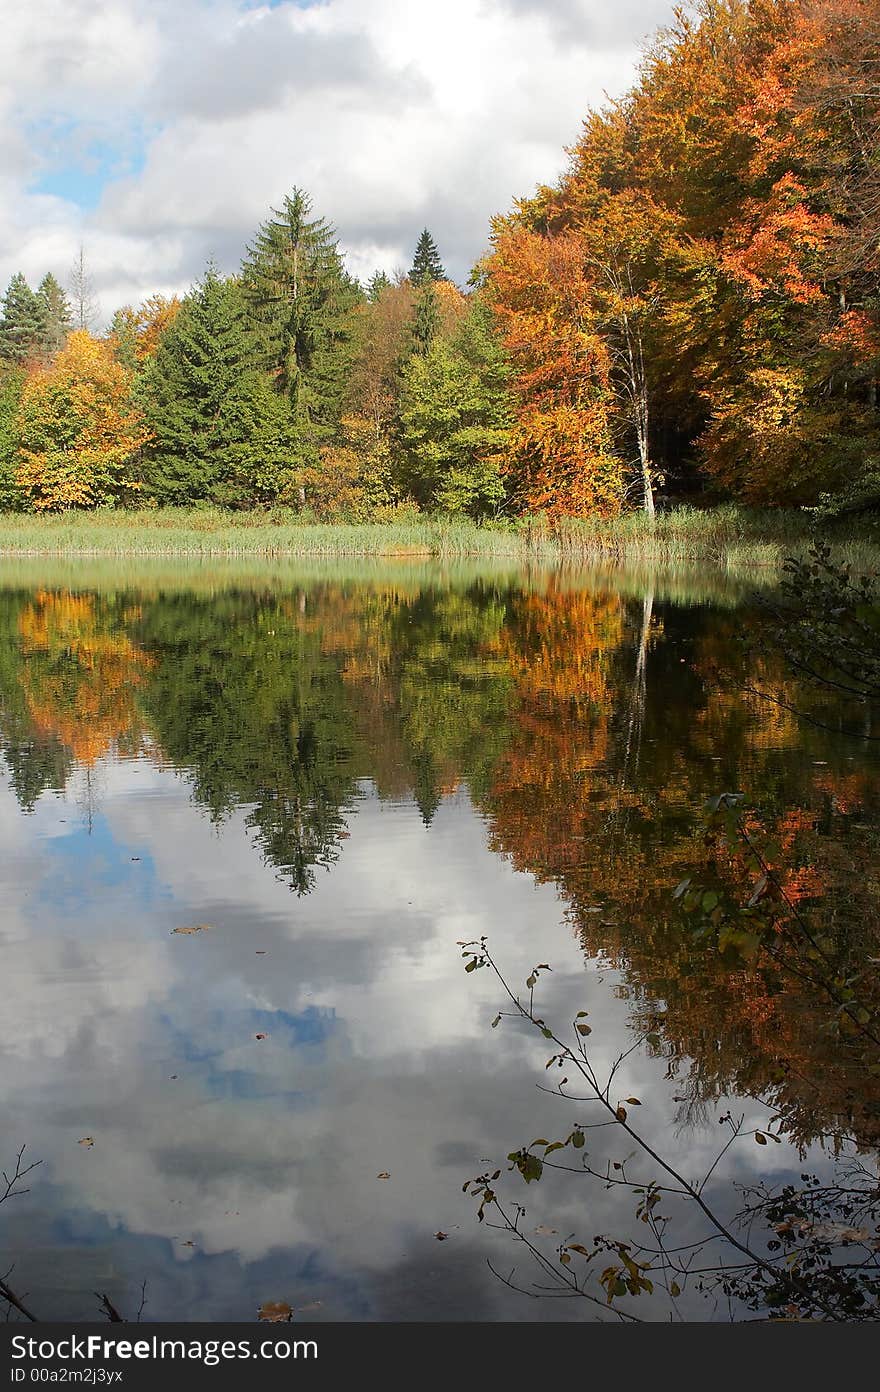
[138,268,297,506]
[409,229,446,286]
[38,274,73,354]
[241,189,362,447]
[0,274,50,364]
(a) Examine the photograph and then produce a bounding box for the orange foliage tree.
[15,331,147,510]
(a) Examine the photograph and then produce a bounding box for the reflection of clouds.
[0,755,818,1318]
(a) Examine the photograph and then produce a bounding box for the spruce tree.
[410,285,440,356]
[409,229,446,286]
[366,270,391,302]
[37,274,73,354]
[0,274,49,364]
[138,268,296,506]
[241,189,361,447]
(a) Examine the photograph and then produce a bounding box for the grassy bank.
[0,505,876,571]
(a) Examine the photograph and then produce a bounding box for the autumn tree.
[15,331,146,510]
[108,294,182,372]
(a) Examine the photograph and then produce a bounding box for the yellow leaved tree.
[16,330,147,510]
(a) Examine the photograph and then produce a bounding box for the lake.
[0,557,876,1322]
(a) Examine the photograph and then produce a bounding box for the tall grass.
[0,504,876,571]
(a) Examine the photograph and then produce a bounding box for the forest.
[0,0,877,525]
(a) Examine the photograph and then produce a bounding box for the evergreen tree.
[37,274,72,354]
[138,268,297,506]
[0,367,26,509]
[409,229,446,286]
[410,284,440,356]
[0,274,49,364]
[241,189,362,447]
[395,297,512,517]
[366,270,392,302]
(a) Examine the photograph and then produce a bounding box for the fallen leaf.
[172,924,213,936]
[258,1302,293,1323]
[377,1171,391,1180]
[78,1136,94,1148]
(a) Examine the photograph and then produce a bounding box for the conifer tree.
[396,296,511,516]
[366,270,392,302]
[410,284,440,356]
[138,268,296,506]
[37,274,72,354]
[0,274,49,364]
[241,189,361,449]
[409,229,446,286]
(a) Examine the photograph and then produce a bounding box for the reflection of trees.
[481,596,880,1149]
[0,589,149,809]
[132,592,361,895]
[0,573,876,1151]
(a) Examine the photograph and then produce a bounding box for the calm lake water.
[0,557,876,1322]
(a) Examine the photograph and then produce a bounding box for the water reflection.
[0,560,876,1320]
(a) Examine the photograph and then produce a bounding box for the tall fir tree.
[0,274,50,364]
[409,229,446,286]
[37,274,73,354]
[138,268,297,506]
[240,189,362,451]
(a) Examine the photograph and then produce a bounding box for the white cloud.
[0,0,675,323]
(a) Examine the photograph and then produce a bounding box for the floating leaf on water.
[254,1033,267,1040]
[78,1136,94,1147]
[258,1302,293,1323]
[172,924,213,936]
[377,1171,391,1180]
[434,1231,448,1241]
[755,1131,767,1144]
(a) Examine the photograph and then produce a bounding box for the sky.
[0,0,677,326]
